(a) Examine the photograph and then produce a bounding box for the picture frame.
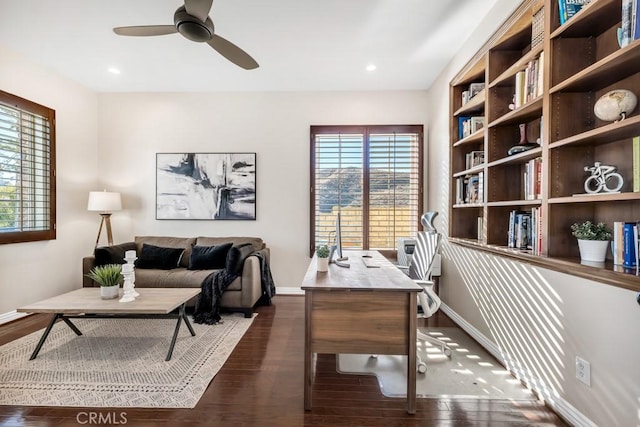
[156,152,256,220]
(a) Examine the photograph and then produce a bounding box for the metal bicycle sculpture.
[583,162,623,194]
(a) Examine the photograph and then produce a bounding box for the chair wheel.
[444,347,452,357]
[418,363,427,374]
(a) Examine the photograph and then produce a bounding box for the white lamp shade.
[87,191,122,212]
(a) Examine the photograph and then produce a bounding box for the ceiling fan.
[113,0,259,70]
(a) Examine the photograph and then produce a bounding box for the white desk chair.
[400,231,452,373]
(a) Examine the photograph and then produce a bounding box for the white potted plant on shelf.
[85,264,122,299]
[316,244,330,272]
[570,221,612,263]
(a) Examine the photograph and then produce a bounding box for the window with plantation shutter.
[0,90,56,244]
[310,125,422,256]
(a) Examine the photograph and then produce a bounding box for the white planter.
[100,286,119,300]
[317,257,329,272]
[577,239,609,262]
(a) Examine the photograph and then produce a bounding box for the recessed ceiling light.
[107,67,121,75]
[366,64,377,72]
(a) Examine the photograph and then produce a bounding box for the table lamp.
[87,190,122,248]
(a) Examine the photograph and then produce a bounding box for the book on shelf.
[477,217,484,242]
[469,82,485,98]
[515,71,526,108]
[558,0,591,25]
[470,116,484,133]
[613,221,624,265]
[634,0,640,40]
[461,82,485,106]
[633,136,640,192]
[623,222,637,267]
[621,0,633,47]
[507,210,533,250]
[524,157,542,200]
[458,116,484,139]
[531,5,544,48]
[466,173,483,204]
[465,150,484,169]
[458,116,471,140]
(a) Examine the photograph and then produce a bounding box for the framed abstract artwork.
[156,153,256,220]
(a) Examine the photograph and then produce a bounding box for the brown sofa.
[82,236,270,317]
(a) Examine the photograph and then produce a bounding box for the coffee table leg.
[29,313,61,360]
[180,304,196,337]
[62,317,83,336]
[166,310,184,361]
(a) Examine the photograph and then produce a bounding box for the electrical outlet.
[576,356,591,386]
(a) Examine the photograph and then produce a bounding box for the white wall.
[426,1,640,426]
[0,45,99,316]
[97,91,428,288]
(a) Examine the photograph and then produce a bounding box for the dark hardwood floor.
[0,295,568,426]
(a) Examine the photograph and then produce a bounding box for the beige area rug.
[0,314,254,408]
[338,327,535,400]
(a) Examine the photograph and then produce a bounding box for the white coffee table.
[17,287,201,361]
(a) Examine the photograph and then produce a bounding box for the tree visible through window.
[310,125,423,256]
[0,90,56,244]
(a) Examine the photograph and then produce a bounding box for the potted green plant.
[316,244,330,272]
[570,221,612,263]
[85,264,122,299]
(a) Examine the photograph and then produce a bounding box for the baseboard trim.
[440,303,595,427]
[276,287,304,296]
[0,310,28,325]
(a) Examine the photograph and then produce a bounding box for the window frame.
[310,124,423,258]
[0,90,56,244]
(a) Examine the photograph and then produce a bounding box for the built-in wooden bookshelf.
[449,0,640,292]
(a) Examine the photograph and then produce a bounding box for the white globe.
[594,89,637,122]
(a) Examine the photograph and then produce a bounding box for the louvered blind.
[311,125,422,254]
[369,132,420,249]
[313,132,364,249]
[0,91,55,243]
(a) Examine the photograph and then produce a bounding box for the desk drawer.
[308,290,410,355]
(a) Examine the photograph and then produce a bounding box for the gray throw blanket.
[193,248,276,324]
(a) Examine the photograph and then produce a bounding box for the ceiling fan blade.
[184,0,214,22]
[113,25,177,37]
[207,35,259,70]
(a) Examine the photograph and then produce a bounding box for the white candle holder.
[119,251,139,302]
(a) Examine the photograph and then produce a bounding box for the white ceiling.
[0,0,499,92]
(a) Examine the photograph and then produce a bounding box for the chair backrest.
[408,231,441,282]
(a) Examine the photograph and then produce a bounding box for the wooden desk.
[302,250,422,414]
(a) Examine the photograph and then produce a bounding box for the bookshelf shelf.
[487,97,542,128]
[486,147,542,167]
[548,115,640,149]
[549,40,640,94]
[454,90,486,116]
[549,192,640,204]
[453,165,485,178]
[549,0,619,38]
[453,128,485,147]
[489,44,544,88]
[448,0,640,291]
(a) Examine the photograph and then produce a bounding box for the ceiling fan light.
[177,22,212,42]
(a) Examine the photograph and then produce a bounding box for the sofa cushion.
[135,236,196,268]
[226,243,255,276]
[196,236,264,252]
[135,244,185,270]
[94,242,137,267]
[188,243,233,270]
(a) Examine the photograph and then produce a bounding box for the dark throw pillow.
[188,243,233,270]
[94,242,137,267]
[225,243,255,276]
[134,243,185,270]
